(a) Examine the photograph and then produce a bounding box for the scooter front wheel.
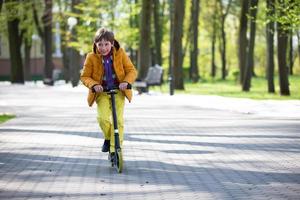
[116,149,123,173]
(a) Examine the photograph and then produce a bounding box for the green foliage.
[264,0,300,30]
[0,114,15,124]
[0,0,299,97]
[59,0,141,53]
[153,75,300,100]
[0,1,36,41]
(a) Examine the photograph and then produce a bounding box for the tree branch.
[224,0,233,17]
[32,2,44,40]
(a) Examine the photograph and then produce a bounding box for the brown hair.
[93,28,120,53]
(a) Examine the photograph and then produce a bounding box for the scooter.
[103,84,132,173]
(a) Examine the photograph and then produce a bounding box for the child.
[80,28,137,157]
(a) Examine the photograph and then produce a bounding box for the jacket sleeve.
[121,49,137,84]
[80,53,99,89]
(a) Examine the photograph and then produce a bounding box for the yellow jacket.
[80,47,137,107]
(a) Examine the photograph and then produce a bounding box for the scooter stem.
[109,91,120,150]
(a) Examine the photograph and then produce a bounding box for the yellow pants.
[96,91,125,153]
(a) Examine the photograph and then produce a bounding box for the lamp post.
[31,34,39,83]
[67,17,77,87]
[67,17,77,31]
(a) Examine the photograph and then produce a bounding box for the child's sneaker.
[102,140,110,152]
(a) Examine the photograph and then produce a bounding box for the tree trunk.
[288,30,293,75]
[211,1,217,78]
[277,1,290,96]
[61,22,70,83]
[151,47,155,66]
[168,0,174,75]
[277,29,290,95]
[70,49,81,87]
[172,0,185,89]
[138,0,152,79]
[238,0,249,84]
[153,0,163,66]
[242,0,258,91]
[7,15,24,83]
[189,0,200,82]
[168,0,174,95]
[43,0,54,85]
[133,0,139,65]
[0,0,3,12]
[62,48,70,83]
[24,38,32,81]
[297,31,300,69]
[211,30,217,78]
[220,21,226,80]
[218,0,232,80]
[266,0,275,93]
[56,0,70,83]
[70,0,81,87]
[218,1,228,80]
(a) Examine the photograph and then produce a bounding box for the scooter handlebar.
[93,83,132,93]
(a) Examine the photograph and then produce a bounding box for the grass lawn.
[152,75,300,100]
[0,114,15,124]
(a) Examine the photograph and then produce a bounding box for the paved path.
[0,83,300,200]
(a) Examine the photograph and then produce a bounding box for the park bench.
[134,64,164,94]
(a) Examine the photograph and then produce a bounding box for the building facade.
[0,22,64,81]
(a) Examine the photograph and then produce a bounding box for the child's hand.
[93,84,103,93]
[119,82,128,91]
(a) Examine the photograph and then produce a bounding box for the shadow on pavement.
[1,151,300,199]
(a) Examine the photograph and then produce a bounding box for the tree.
[22,2,35,81]
[218,0,232,80]
[128,0,140,65]
[288,30,294,75]
[189,0,200,82]
[242,0,259,91]
[69,0,81,87]
[168,1,173,72]
[277,0,290,96]
[33,0,54,85]
[1,1,36,83]
[56,0,70,83]
[5,0,24,83]
[209,0,218,78]
[153,0,164,66]
[297,31,300,69]
[43,0,54,85]
[172,0,185,89]
[274,0,298,76]
[23,32,32,81]
[266,0,275,93]
[273,0,300,31]
[238,0,249,84]
[168,0,174,95]
[138,0,152,79]
[264,0,300,95]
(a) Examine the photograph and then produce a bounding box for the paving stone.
[0,84,299,200]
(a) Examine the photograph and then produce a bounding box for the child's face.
[96,39,113,56]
